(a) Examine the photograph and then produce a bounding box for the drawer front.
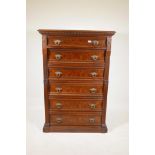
[49,99,103,111]
[48,68,104,79]
[49,83,103,96]
[47,36,106,48]
[50,115,101,125]
[48,49,105,63]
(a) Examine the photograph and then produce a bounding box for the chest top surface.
[38,29,115,36]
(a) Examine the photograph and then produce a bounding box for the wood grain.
[38,29,115,133]
[49,98,104,111]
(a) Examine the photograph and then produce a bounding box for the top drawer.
[47,36,107,49]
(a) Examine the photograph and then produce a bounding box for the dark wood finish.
[38,29,115,133]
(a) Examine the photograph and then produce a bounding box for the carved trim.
[38,29,116,36]
[107,39,111,47]
[106,37,112,51]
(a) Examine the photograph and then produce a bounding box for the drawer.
[48,49,105,63]
[47,36,106,48]
[49,99,103,111]
[49,83,103,96]
[50,114,102,125]
[48,68,104,80]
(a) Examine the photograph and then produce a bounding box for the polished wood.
[49,83,104,96]
[49,98,104,111]
[38,29,115,133]
[43,125,107,133]
[48,49,105,65]
[48,67,104,79]
[50,114,102,125]
[47,36,106,48]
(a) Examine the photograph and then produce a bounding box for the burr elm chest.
[38,29,115,132]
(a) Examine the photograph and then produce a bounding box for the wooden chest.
[38,29,115,132]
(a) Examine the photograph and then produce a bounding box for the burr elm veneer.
[38,29,115,132]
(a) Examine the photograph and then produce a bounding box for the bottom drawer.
[50,115,102,126]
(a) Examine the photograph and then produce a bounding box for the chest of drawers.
[38,29,115,132]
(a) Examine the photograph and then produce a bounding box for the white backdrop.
[27,0,128,155]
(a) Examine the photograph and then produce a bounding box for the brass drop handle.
[55,87,62,93]
[89,104,96,109]
[54,39,61,46]
[91,55,98,61]
[90,72,97,77]
[88,40,99,46]
[90,88,97,93]
[56,118,62,123]
[55,54,62,60]
[89,118,95,123]
[56,103,62,109]
[55,71,62,78]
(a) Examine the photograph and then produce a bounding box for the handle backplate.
[91,55,98,61]
[89,104,96,109]
[55,87,62,93]
[56,118,62,123]
[89,118,95,123]
[88,40,99,46]
[90,72,97,77]
[54,40,61,46]
[56,103,62,109]
[55,54,62,60]
[89,88,97,93]
[55,71,62,78]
